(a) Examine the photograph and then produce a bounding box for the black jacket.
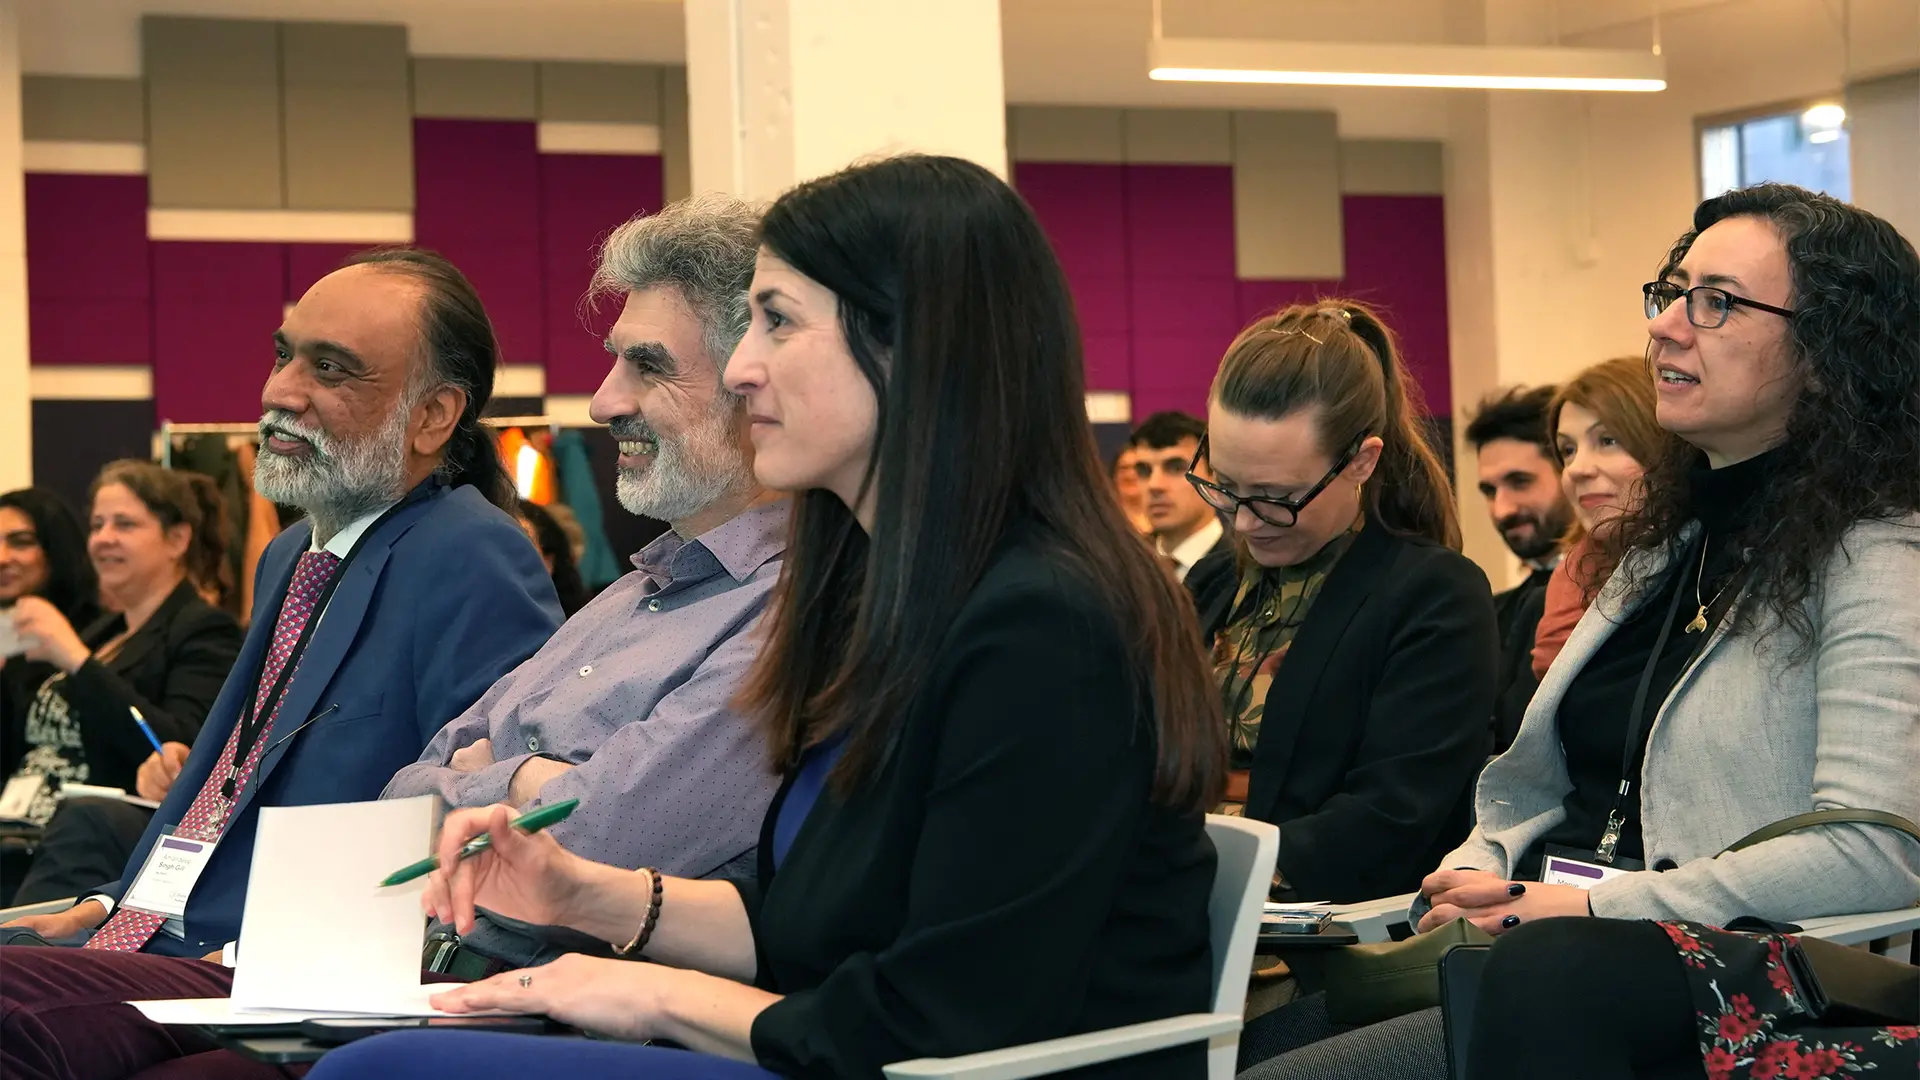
[737,536,1214,1080]
[1,580,241,790]
[1188,520,1497,902]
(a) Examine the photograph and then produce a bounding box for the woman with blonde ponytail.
[1185,300,1497,906]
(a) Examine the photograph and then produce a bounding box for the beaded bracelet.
[613,867,664,957]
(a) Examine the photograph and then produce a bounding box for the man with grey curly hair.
[382,195,787,978]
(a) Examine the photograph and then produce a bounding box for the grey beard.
[254,400,413,542]
[610,409,751,525]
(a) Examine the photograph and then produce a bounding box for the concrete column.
[1442,0,1659,587]
[0,0,31,490]
[684,0,1006,201]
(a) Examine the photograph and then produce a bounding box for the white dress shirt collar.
[309,502,397,557]
[1159,517,1224,582]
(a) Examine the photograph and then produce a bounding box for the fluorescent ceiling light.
[1807,129,1842,144]
[1149,38,1667,93]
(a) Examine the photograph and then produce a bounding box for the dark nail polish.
[1501,914,1521,929]
[1507,883,1527,897]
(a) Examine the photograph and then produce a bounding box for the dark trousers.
[0,943,291,1080]
[12,798,155,906]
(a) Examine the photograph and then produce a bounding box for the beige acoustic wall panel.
[1848,71,1920,247]
[22,77,145,143]
[1122,108,1231,164]
[662,66,692,203]
[1233,110,1344,280]
[413,58,538,119]
[1339,140,1444,195]
[283,24,411,211]
[539,62,663,124]
[144,17,283,208]
[1008,106,1124,163]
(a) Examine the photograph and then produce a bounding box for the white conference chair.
[883,814,1279,1080]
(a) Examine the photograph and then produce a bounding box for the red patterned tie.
[86,550,343,953]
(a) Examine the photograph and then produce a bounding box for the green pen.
[378,797,580,887]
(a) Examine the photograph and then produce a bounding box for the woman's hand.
[420,804,592,935]
[430,954,685,1041]
[136,742,193,802]
[1416,869,1592,935]
[12,597,89,673]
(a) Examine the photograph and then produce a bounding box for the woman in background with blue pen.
[1,461,243,906]
[309,155,1227,1080]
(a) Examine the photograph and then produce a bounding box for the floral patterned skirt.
[1660,920,1918,1079]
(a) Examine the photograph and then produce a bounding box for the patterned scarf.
[1212,517,1362,771]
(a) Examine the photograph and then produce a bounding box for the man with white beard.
[380,195,786,978]
[0,250,562,1054]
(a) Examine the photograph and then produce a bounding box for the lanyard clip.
[1595,810,1625,864]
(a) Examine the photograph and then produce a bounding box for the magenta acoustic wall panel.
[286,242,375,303]
[1013,166,1451,423]
[1125,164,1238,418]
[25,173,152,365]
[1014,163,1131,392]
[150,242,286,423]
[413,119,545,366]
[538,153,664,394]
[1340,195,1451,416]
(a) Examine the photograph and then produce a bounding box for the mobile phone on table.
[297,1015,553,1045]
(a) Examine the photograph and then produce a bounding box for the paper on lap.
[130,985,467,1026]
[226,796,443,1012]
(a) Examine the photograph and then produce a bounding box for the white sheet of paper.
[226,795,442,1013]
[129,987,469,1026]
[0,773,45,820]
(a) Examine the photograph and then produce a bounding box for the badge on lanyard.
[121,827,220,919]
[1540,843,1644,890]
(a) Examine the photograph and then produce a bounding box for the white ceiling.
[18,0,1919,137]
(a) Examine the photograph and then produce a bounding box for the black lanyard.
[1595,532,1734,863]
[220,498,411,800]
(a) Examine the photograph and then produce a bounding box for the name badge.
[0,774,47,820]
[1540,850,1637,891]
[122,831,219,918]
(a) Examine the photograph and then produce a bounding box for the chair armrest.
[882,1012,1241,1080]
[1327,891,1420,944]
[1796,908,1920,947]
[0,896,78,922]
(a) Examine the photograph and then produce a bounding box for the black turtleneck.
[1519,450,1777,877]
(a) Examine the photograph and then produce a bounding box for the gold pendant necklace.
[1686,530,1736,634]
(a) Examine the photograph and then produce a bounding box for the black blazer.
[736,535,1215,1080]
[1,580,241,791]
[1188,519,1497,902]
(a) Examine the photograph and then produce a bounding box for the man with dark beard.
[1466,385,1574,750]
[379,195,785,979]
[0,250,562,1076]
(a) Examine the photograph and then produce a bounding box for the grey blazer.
[1440,514,1920,924]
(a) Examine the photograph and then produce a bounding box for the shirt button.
[647,600,661,612]
[527,735,540,752]
[579,665,593,677]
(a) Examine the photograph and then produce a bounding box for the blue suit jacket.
[97,481,562,956]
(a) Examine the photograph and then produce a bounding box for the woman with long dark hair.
[305,154,1227,1080]
[1185,301,1496,905]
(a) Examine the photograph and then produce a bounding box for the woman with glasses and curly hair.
[1245,183,1920,1080]
[1185,301,1497,908]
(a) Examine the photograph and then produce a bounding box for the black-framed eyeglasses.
[1642,281,1795,329]
[1184,433,1364,528]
